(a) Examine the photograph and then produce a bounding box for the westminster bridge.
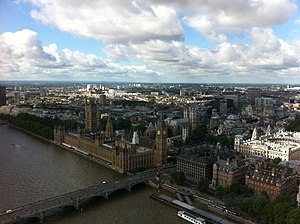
[0,165,175,224]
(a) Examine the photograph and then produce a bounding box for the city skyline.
[1,0,300,84]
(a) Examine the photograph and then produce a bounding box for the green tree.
[171,171,186,185]
[187,125,208,144]
[286,116,300,131]
[252,192,269,219]
[287,208,300,224]
[197,177,209,193]
[273,157,282,164]
[274,202,292,224]
[113,118,132,131]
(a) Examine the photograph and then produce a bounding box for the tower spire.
[251,127,258,141]
[105,115,114,140]
[154,117,168,167]
[266,124,272,136]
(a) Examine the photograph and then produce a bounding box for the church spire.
[266,124,272,136]
[251,127,258,141]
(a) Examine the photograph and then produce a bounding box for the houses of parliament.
[54,98,168,173]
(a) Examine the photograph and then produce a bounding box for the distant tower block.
[85,98,100,133]
[105,116,114,140]
[184,106,198,130]
[99,94,107,105]
[154,118,168,167]
[14,92,20,104]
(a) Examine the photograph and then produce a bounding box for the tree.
[274,202,292,224]
[197,177,209,193]
[273,157,282,164]
[286,116,300,132]
[215,185,229,199]
[113,118,132,131]
[252,192,270,219]
[187,125,208,144]
[171,171,186,185]
[287,208,300,224]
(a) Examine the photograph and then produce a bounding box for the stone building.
[212,157,249,188]
[279,160,300,185]
[84,98,100,133]
[54,99,168,173]
[177,152,215,183]
[245,161,297,198]
[234,127,300,161]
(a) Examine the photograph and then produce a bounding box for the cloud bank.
[2,0,300,83]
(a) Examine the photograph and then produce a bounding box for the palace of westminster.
[54,98,168,173]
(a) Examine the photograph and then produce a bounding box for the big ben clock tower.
[154,117,168,167]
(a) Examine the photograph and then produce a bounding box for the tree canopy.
[171,171,186,185]
[197,177,209,193]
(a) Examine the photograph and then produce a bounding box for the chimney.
[283,167,288,175]
[271,167,275,176]
[264,161,267,169]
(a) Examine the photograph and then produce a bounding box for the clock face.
[157,130,161,135]
[163,130,167,135]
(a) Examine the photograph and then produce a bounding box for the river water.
[0,125,187,224]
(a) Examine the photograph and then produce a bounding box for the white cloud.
[0,29,159,81]
[2,28,300,83]
[23,0,297,44]
[2,0,300,83]
[182,0,297,42]
[102,27,300,83]
[26,0,183,43]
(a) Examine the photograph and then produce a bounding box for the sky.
[1,0,300,83]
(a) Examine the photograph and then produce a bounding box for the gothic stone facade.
[54,121,167,173]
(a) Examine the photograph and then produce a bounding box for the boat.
[178,211,206,224]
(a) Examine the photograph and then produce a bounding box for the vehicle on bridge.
[6,210,13,214]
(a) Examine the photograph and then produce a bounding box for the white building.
[235,127,300,161]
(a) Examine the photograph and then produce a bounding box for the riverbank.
[7,123,123,174]
[157,182,256,224]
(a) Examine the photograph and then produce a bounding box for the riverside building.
[54,98,168,173]
[234,126,300,161]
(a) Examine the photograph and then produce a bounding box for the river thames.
[0,125,186,224]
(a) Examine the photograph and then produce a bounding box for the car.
[102,181,107,184]
[6,209,13,214]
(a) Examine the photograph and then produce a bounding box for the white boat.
[177,211,206,224]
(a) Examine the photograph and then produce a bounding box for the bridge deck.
[0,166,175,224]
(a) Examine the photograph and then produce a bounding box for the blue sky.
[1,0,300,83]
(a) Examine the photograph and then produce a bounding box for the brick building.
[212,157,249,188]
[245,161,297,198]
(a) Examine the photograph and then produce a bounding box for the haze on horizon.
[1,0,300,84]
